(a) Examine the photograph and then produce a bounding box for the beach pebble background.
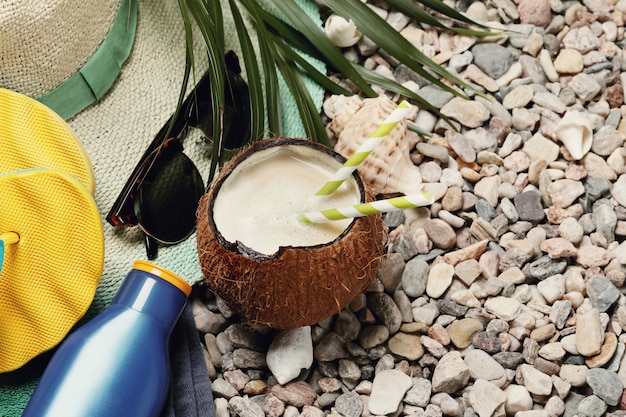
[192,0,626,416]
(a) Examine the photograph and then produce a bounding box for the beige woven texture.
[0,0,119,97]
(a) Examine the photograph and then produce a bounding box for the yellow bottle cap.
[132,260,192,297]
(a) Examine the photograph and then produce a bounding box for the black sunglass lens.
[135,151,205,244]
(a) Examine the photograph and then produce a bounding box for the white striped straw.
[300,192,434,224]
[316,100,412,196]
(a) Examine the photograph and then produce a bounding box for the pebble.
[401,258,429,297]
[229,396,264,417]
[519,364,553,396]
[503,84,534,109]
[271,382,317,408]
[368,370,412,415]
[587,275,620,312]
[553,48,584,74]
[504,384,534,415]
[426,262,454,298]
[431,351,470,394]
[577,395,608,417]
[266,327,313,385]
[586,332,618,368]
[388,332,424,360]
[447,317,484,349]
[472,43,514,79]
[484,296,522,321]
[464,349,506,386]
[366,292,402,334]
[586,368,624,406]
[576,308,604,357]
[424,218,456,249]
[440,97,490,128]
[514,190,545,223]
[334,392,362,417]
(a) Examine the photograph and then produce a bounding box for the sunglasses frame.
[105,73,207,230]
[106,51,250,259]
[105,71,212,259]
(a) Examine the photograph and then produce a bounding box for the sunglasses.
[106,51,251,259]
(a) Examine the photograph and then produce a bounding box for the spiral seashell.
[329,95,423,196]
[324,14,362,48]
[554,110,593,160]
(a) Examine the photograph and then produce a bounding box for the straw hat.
[0,0,324,313]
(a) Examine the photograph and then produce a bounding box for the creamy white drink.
[213,145,360,255]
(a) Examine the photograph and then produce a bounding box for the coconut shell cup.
[196,138,386,329]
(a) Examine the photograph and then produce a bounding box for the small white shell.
[324,14,362,48]
[554,110,593,160]
[329,95,423,196]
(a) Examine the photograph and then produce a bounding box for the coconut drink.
[196,138,386,329]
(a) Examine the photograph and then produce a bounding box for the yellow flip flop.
[0,169,104,372]
[0,88,95,194]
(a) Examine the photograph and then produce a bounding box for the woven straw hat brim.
[0,0,132,119]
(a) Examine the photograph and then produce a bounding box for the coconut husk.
[196,138,386,329]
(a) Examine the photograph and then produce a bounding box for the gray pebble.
[514,190,545,223]
[376,253,405,293]
[334,392,363,417]
[384,210,405,229]
[366,292,402,334]
[471,43,515,78]
[392,232,419,261]
[475,198,498,221]
[577,395,607,417]
[586,275,620,312]
[401,258,429,298]
[527,256,567,281]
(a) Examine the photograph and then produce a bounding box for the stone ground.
[191,1,626,416]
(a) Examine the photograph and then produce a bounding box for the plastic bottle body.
[22,261,190,417]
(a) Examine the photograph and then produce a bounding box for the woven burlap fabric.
[0,0,324,414]
[0,0,119,98]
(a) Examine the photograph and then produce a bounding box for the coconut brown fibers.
[196,138,386,329]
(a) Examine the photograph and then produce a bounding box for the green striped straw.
[316,100,412,196]
[300,192,434,224]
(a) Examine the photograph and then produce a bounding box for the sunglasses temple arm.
[105,67,212,227]
[105,97,192,227]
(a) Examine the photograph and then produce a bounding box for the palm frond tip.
[177,0,489,181]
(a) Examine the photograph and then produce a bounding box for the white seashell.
[324,14,362,48]
[554,110,593,160]
[323,94,363,124]
[329,95,423,196]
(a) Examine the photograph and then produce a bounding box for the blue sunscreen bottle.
[22,260,191,417]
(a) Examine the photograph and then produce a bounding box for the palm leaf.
[265,0,377,97]
[237,0,283,136]
[323,0,477,97]
[275,39,354,97]
[176,0,489,177]
[386,0,492,37]
[181,0,227,183]
[228,0,265,142]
